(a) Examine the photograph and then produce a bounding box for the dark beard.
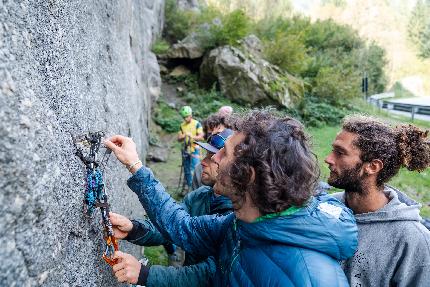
[214,163,244,210]
[328,162,366,194]
[214,164,233,197]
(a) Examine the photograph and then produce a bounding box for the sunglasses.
[208,133,228,150]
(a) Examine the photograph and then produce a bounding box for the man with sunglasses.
[194,114,231,190]
[109,129,234,286]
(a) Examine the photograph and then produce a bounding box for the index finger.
[106,135,128,146]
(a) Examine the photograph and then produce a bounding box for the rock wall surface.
[0,0,164,286]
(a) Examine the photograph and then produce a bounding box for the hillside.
[205,0,430,96]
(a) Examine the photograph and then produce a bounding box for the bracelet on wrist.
[127,160,142,172]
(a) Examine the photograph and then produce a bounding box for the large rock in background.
[0,1,164,286]
[199,35,304,107]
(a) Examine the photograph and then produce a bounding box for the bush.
[263,33,309,75]
[153,100,182,133]
[197,9,252,50]
[364,42,388,94]
[174,74,240,121]
[312,66,360,105]
[298,96,355,127]
[408,0,430,58]
[151,39,170,55]
[163,0,193,42]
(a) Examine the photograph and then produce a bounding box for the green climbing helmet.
[179,105,192,118]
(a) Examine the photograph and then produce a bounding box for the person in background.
[217,105,233,118]
[177,106,204,193]
[109,130,234,287]
[325,115,430,287]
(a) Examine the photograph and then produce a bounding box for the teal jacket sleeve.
[147,257,216,287]
[126,197,190,246]
[127,167,233,257]
[126,218,169,246]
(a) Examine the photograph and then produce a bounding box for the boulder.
[167,33,206,59]
[199,35,304,107]
[170,65,192,77]
[146,146,169,162]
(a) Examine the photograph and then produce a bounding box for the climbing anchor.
[73,131,119,266]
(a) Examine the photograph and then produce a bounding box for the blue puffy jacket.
[128,167,358,286]
[127,185,233,287]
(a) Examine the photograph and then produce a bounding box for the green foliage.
[197,9,252,50]
[144,246,168,265]
[408,0,430,58]
[151,39,170,55]
[160,3,387,128]
[363,43,388,94]
[263,32,309,75]
[172,74,241,121]
[312,66,360,104]
[255,16,386,105]
[419,24,430,58]
[163,2,250,49]
[304,19,363,53]
[297,95,354,127]
[163,0,192,42]
[153,100,182,133]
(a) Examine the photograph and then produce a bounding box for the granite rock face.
[0,0,164,286]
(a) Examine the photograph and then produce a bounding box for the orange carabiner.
[102,235,119,266]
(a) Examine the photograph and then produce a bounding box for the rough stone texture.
[167,33,205,59]
[199,35,304,107]
[0,1,164,286]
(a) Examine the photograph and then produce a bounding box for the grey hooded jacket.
[333,186,430,287]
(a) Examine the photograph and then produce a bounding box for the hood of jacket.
[332,185,422,223]
[236,194,358,261]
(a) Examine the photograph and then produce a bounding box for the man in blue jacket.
[109,129,234,286]
[106,111,358,286]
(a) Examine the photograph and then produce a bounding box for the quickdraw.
[73,131,119,266]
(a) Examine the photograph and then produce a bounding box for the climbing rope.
[73,131,118,266]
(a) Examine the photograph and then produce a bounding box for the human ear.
[365,159,384,175]
[249,166,256,184]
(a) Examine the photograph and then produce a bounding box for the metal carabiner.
[102,235,119,266]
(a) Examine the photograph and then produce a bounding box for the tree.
[408,0,430,58]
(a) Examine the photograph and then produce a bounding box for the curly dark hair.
[342,115,430,186]
[227,110,319,215]
[203,113,232,140]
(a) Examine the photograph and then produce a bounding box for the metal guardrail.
[382,101,430,120]
[368,96,430,121]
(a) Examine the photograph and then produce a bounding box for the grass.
[308,118,430,217]
[144,140,185,265]
[144,246,168,265]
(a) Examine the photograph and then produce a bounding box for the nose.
[324,153,333,166]
[212,149,221,164]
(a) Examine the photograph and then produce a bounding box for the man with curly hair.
[105,110,358,286]
[325,115,430,287]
